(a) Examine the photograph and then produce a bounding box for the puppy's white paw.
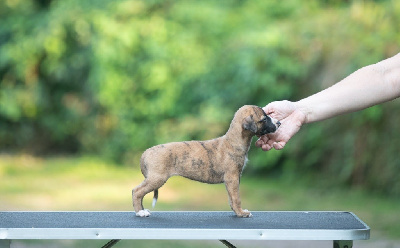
[242,209,252,218]
[136,209,151,217]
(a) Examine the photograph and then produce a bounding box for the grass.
[1,154,399,247]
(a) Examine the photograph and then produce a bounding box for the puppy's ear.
[242,115,257,133]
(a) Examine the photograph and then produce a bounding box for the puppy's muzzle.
[270,117,281,129]
[259,117,280,136]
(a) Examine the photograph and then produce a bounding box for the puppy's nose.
[276,121,281,127]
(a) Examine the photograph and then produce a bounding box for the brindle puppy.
[132,105,280,217]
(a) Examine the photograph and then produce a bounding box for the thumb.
[262,101,279,117]
[262,102,274,115]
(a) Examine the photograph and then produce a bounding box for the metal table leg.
[334,240,353,248]
[220,240,237,248]
[101,239,120,248]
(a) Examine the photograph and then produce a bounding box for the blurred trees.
[1,0,399,195]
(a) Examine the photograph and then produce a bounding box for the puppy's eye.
[259,117,267,123]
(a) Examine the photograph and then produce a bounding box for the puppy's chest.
[243,155,249,170]
[225,147,248,167]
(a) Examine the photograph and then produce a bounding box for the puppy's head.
[240,105,280,136]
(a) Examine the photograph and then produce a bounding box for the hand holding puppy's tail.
[152,189,158,208]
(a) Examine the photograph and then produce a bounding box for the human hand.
[255,100,306,151]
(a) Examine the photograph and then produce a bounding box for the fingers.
[263,140,286,151]
[260,141,286,151]
[261,143,273,151]
[256,135,287,151]
[255,137,264,147]
[255,137,271,151]
[272,141,286,150]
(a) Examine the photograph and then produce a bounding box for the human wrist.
[293,101,310,124]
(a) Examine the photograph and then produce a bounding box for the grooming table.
[0,211,370,248]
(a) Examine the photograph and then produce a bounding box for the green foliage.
[1,0,400,195]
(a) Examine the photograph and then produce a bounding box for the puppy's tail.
[152,189,158,208]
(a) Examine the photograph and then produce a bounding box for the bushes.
[1,0,399,194]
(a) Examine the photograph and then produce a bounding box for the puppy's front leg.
[224,177,252,218]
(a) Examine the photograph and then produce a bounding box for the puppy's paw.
[238,209,252,218]
[136,209,151,217]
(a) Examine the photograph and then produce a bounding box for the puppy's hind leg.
[132,180,147,213]
[132,176,167,217]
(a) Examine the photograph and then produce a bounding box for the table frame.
[0,211,370,248]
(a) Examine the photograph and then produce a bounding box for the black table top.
[0,211,370,240]
[0,211,367,230]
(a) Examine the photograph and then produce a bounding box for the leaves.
[0,0,399,194]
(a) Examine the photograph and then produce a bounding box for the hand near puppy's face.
[255,101,306,151]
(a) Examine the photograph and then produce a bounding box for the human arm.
[297,52,400,123]
[256,52,400,151]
